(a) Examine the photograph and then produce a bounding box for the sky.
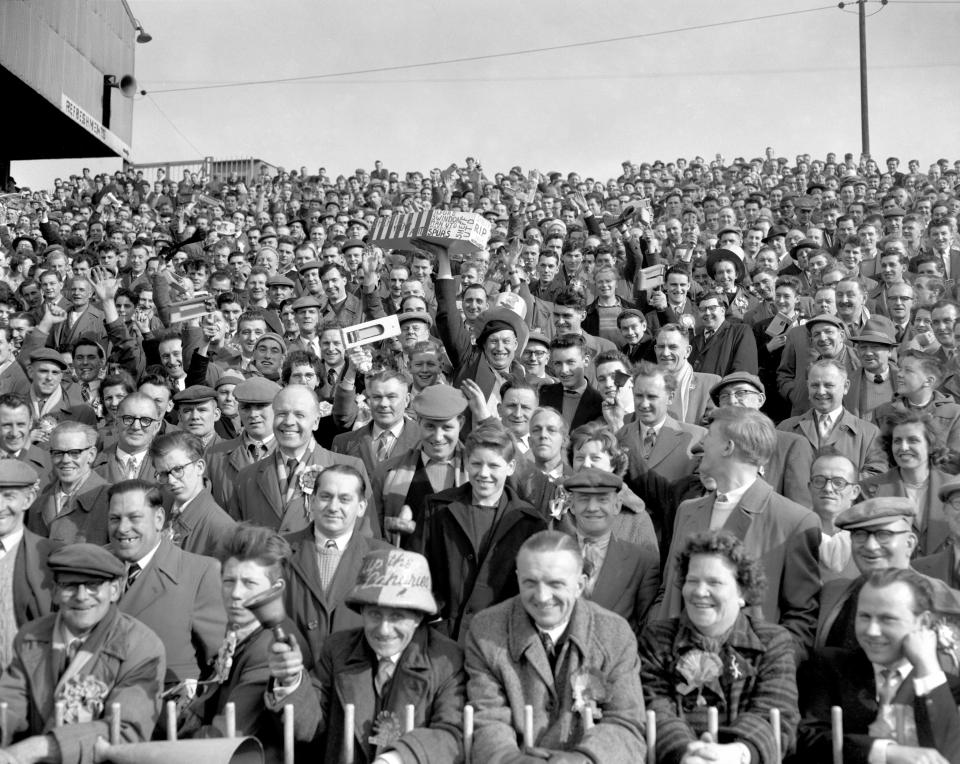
[12,0,960,189]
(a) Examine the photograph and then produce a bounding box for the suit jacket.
[12,445,52,486]
[0,360,31,397]
[689,320,758,378]
[92,444,159,484]
[659,478,821,661]
[465,597,646,763]
[617,416,706,485]
[412,483,548,641]
[913,546,960,590]
[283,528,392,666]
[228,445,374,536]
[582,297,636,338]
[644,301,699,336]
[667,369,719,426]
[777,407,889,481]
[205,435,278,510]
[48,304,107,348]
[870,392,960,454]
[537,382,605,431]
[0,607,165,763]
[27,388,98,427]
[796,647,960,764]
[761,430,815,508]
[118,539,226,685]
[27,471,112,545]
[331,418,421,481]
[278,624,466,764]
[169,489,236,559]
[777,328,861,416]
[12,529,60,627]
[860,467,951,556]
[587,535,660,634]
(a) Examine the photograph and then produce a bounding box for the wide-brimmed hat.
[705,248,746,283]
[476,306,529,353]
[345,549,438,615]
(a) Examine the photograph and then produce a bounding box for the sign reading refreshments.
[60,94,132,160]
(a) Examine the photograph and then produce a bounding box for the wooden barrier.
[110,702,122,745]
[831,705,843,764]
[0,701,8,748]
[769,708,781,761]
[645,709,656,764]
[706,706,718,741]
[523,705,534,749]
[224,702,236,739]
[343,703,355,763]
[165,701,177,741]
[463,705,474,761]
[283,705,294,764]
[54,700,65,727]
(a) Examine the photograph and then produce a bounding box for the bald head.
[273,384,321,453]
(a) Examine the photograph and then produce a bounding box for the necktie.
[248,443,263,462]
[66,638,82,662]
[326,368,338,389]
[873,374,884,384]
[641,428,656,459]
[126,562,141,590]
[374,657,395,696]
[124,456,137,479]
[376,431,395,462]
[817,413,832,440]
[286,458,299,492]
[715,493,730,504]
[703,329,714,343]
[540,631,558,671]
[317,539,341,592]
[878,668,901,706]
[80,382,91,403]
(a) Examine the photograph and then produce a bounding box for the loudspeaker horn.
[99,736,263,764]
[118,75,138,98]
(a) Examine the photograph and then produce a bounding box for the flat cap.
[29,347,68,369]
[795,196,818,210]
[410,384,468,420]
[347,218,369,230]
[398,311,433,327]
[48,543,125,582]
[214,371,246,389]
[291,295,323,311]
[234,376,282,404]
[709,371,765,404]
[254,332,286,350]
[526,328,550,348]
[297,260,323,274]
[835,497,916,531]
[562,468,623,494]
[173,384,218,405]
[806,313,846,333]
[882,206,906,218]
[717,225,742,238]
[341,238,365,250]
[266,274,296,288]
[763,225,788,242]
[0,459,39,487]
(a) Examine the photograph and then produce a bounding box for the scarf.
[673,362,695,421]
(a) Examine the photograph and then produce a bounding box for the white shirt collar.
[133,540,162,570]
[313,525,353,553]
[372,420,404,441]
[0,527,25,557]
[715,477,758,506]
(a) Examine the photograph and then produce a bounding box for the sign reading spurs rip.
[368,210,491,258]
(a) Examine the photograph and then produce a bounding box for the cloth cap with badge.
[834,497,916,532]
[48,543,126,583]
[562,468,623,494]
[345,548,437,615]
[410,385,467,421]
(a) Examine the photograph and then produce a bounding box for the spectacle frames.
[50,447,91,461]
[850,529,910,544]
[154,459,200,483]
[717,389,759,404]
[120,415,158,429]
[810,475,853,491]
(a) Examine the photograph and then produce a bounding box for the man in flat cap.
[373,384,470,538]
[797,567,960,764]
[229,384,374,536]
[206,376,281,509]
[0,543,165,764]
[268,547,465,763]
[285,294,324,358]
[914,476,960,589]
[466,530,646,762]
[816,497,960,650]
[0,460,59,672]
[28,422,111,546]
[173,384,225,455]
[25,348,97,433]
[563,468,659,635]
[709,371,813,506]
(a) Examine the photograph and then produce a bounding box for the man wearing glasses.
[807,453,862,581]
[27,422,110,545]
[92,393,162,483]
[816,497,960,650]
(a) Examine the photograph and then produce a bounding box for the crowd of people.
[0,149,960,763]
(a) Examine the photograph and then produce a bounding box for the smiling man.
[538,334,603,431]
[0,543,165,764]
[655,324,719,426]
[800,567,960,763]
[465,530,645,762]
[172,385,224,453]
[0,393,50,477]
[230,385,372,535]
[108,478,225,692]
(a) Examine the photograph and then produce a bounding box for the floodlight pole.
[858,0,870,156]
